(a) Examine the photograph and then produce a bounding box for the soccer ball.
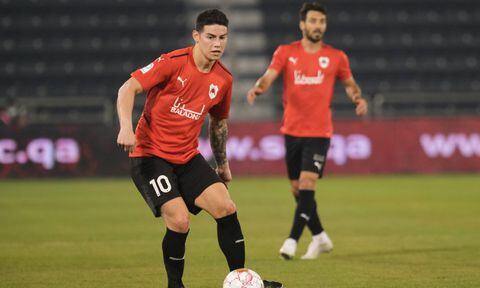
[223,268,264,288]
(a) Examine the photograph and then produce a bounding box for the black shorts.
[130,154,223,217]
[285,135,330,180]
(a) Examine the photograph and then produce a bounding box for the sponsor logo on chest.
[294,70,324,85]
[290,56,331,85]
[170,97,205,120]
[169,82,220,120]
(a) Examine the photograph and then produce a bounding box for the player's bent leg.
[161,197,190,233]
[281,171,318,260]
[291,172,318,239]
[160,198,190,288]
[299,172,324,236]
[195,183,245,271]
[298,171,332,259]
[290,177,323,235]
[194,182,236,219]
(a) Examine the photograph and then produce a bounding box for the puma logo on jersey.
[288,57,298,65]
[177,76,187,87]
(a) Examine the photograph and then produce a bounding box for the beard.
[305,30,323,43]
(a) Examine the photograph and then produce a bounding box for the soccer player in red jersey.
[116,9,282,288]
[247,2,368,260]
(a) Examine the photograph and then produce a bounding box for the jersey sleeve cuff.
[130,72,149,91]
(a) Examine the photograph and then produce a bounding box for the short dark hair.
[195,9,229,31]
[300,2,327,21]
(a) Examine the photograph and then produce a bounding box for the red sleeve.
[268,45,287,72]
[336,51,353,81]
[130,55,173,91]
[209,82,232,120]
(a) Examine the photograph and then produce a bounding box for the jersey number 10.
[149,175,172,196]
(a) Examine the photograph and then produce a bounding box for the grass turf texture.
[1,175,479,287]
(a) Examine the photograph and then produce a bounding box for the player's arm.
[246,69,280,105]
[116,77,144,152]
[342,77,368,116]
[209,116,232,183]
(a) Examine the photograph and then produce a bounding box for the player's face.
[300,11,327,43]
[194,24,228,61]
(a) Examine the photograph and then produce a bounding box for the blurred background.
[1,0,479,177]
[1,2,480,287]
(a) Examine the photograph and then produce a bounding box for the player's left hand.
[355,98,368,116]
[216,162,232,183]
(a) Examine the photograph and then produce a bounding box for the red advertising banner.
[1,117,479,177]
[200,117,480,175]
[0,126,128,177]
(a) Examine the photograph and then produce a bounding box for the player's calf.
[162,228,189,288]
[216,212,245,271]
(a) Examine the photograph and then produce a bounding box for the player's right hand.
[355,98,368,116]
[246,86,263,105]
[117,128,136,153]
[216,162,232,184]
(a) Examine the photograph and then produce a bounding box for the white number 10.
[149,175,172,196]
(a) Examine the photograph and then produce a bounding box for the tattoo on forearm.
[210,118,228,166]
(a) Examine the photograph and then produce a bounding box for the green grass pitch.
[1,175,479,287]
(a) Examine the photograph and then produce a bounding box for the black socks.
[162,228,188,288]
[289,190,316,240]
[216,212,245,271]
[308,199,324,235]
[294,192,324,236]
[162,212,246,287]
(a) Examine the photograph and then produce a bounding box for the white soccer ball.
[223,268,264,288]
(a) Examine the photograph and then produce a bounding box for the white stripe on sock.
[235,239,245,243]
[300,213,310,221]
[169,256,185,261]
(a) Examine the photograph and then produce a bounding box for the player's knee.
[216,199,237,218]
[225,200,237,215]
[299,177,316,190]
[169,214,190,233]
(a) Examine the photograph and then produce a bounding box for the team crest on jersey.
[140,63,154,74]
[209,83,219,99]
[318,57,330,69]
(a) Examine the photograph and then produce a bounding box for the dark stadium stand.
[1,0,188,99]
[0,0,479,123]
[260,0,480,116]
[261,0,480,92]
